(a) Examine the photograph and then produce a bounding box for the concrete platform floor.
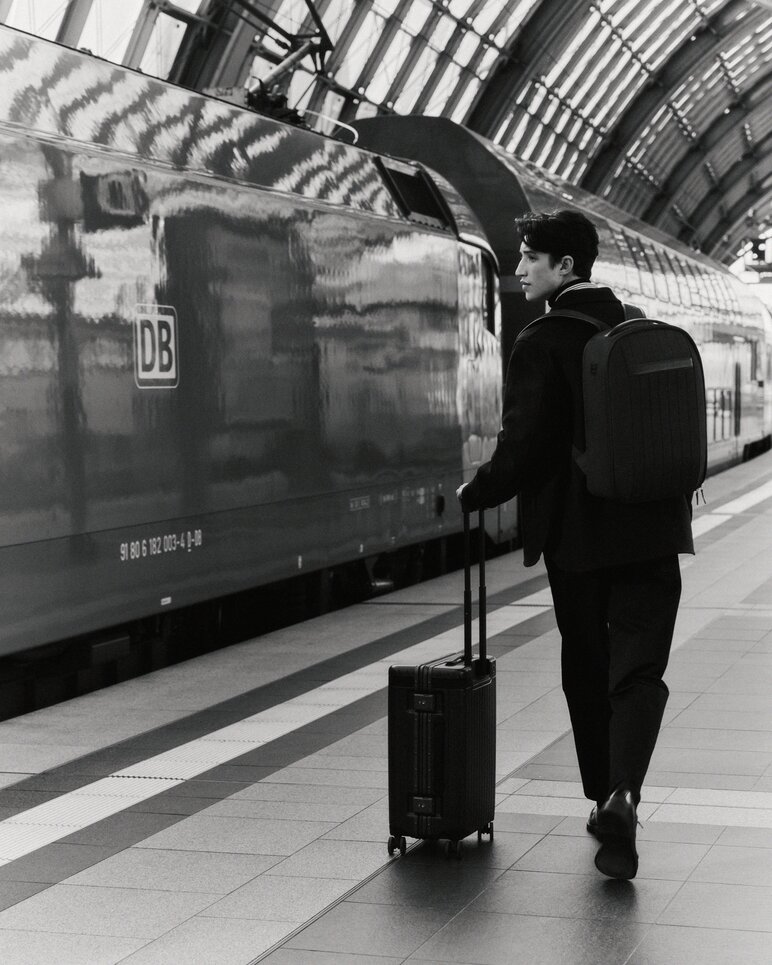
[0,451,770,964]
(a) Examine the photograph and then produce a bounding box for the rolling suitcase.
[387,509,496,859]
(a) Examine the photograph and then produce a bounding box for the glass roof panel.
[364,26,412,102]
[454,29,481,68]
[401,0,433,34]
[139,11,191,80]
[287,66,318,109]
[392,42,437,113]
[637,3,693,69]
[272,0,312,31]
[80,0,145,63]
[544,16,599,87]
[5,0,65,39]
[425,61,461,113]
[430,15,459,51]
[323,0,357,44]
[570,34,618,105]
[606,0,644,22]
[492,1,541,47]
[449,76,481,122]
[372,0,402,17]
[476,43,500,74]
[534,132,558,168]
[334,8,386,89]
[472,1,510,36]
[448,0,473,17]
[504,113,530,149]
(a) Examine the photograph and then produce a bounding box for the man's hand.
[456,483,468,502]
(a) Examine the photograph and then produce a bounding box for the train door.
[739,338,768,456]
[482,253,520,543]
[458,245,518,543]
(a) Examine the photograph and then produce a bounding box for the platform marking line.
[691,513,732,538]
[0,594,551,864]
[692,475,772,538]
[715,477,772,515]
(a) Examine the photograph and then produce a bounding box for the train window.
[725,276,743,316]
[595,221,627,293]
[654,248,681,304]
[672,255,693,307]
[706,387,733,441]
[710,271,733,315]
[751,340,760,381]
[610,225,640,295]
[642,242,670,302]
[683,261,704,308]
[623,231,655,299]
[376,158,452,231]
[481,255,497,335]
[695,265,719,312]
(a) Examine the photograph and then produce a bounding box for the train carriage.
[1,25,770,664]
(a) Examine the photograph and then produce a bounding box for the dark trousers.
[545,555,682,805]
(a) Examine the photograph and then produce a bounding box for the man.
[457,210,693,879]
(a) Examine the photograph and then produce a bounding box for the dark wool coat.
[460,281,694,571]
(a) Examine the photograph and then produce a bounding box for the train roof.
[0,25,491,256]
[353,115,755,286]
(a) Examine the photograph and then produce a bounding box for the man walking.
[457,210,694,879]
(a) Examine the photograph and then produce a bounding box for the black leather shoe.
[594,789,638,879]
[586,806,602,839]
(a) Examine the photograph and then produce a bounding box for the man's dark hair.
[515,209,599,278]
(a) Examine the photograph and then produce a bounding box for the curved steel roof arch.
[465,0,595,138]
[580,0,763,195]
[641,67,772,224]
[704,168,772,252]
[4,0,772,263]
[685,127,772,241]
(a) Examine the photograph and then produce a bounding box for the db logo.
[134,305,178,388]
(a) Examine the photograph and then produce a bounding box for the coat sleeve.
[460,332,564,512]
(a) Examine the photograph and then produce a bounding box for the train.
[0,25,770,661]
[0,25,501,658]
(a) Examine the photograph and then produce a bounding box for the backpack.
[546,310,708,503]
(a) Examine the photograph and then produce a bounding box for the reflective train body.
[1,27,770,658]
[0,27,501,654]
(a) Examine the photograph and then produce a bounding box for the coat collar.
[547,278,596,307]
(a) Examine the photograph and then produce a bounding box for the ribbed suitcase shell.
[387,655,496,843]
[387,511,495,849]
[579,318,708,502]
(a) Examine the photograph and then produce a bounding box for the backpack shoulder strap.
[623,302,646,320]
[517,309,609,340]
[550,309,610,331]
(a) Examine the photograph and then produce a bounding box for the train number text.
[119,529,203,563]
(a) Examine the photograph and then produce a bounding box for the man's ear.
[559,255,575,276]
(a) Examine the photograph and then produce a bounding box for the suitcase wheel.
[478,822,494,843]
[387,835,406,857]
[444,839,463,860]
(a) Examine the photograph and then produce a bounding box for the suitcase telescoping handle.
[463,510,487,667]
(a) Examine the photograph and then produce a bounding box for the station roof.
[4,0,772,264]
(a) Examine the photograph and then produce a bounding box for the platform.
[0,452,771,965]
